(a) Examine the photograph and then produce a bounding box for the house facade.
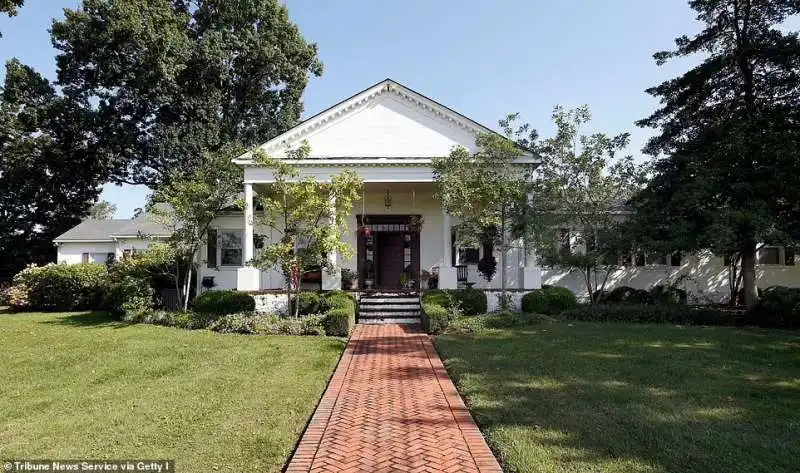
[54,79,800,304]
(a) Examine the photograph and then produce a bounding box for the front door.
[377,232,405,289]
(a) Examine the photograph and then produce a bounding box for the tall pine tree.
[634,0,800,307]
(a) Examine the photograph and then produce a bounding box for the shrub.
[744,285,800,329]
[649,285,688,305]
[561,305,738,326]
[193,290,255,316]
[602,286,652,305]
[292,291,323,316]
[101,275,153,315]
[209,312,270,334]
[324,308,355,336]
[485,312,551,328]
[300,315,327,336]
[421,302,451,334]
[324,290,357,307]
[421,289,487,316]
[521,286,578,315]
[9,264,108,311]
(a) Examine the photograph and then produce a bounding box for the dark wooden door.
[377,233,405,289]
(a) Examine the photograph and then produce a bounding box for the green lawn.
[0,311,345,472]
[435,317,800,473]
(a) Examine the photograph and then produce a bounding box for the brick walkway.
[285,324,502,473]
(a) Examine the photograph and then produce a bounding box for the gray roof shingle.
[53,219,131,242]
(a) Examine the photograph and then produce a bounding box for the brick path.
[285,324,502,473]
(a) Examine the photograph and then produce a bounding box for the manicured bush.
[561,305,739,326]
[324,308,355,336]
[9,263,108,311]
[421,302,451,334]
[521,286,578,315]
[649,285,688,305]
[192,290,255,316]
[602,286,652,305]
[292,291,323,316]
[421,289,488,316]
[101,275,154,315]
[744,285,800,329]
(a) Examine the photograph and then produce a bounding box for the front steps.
[359,292,421,324]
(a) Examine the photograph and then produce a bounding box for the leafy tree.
[147,144,243,310]
[633,0,800,307]
[526,106,647,304]
[0,59,108,282]
[86,200,117,220]
[0,0,23,36]
[51,0,323,187]
[433,116,536,304]
[251,146,362,318]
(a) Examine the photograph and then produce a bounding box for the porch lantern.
[384,188,392,209]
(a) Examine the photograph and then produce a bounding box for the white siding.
[56,242,116,264]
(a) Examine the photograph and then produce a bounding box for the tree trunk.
[499,215,507,308]
[183,266,192,311]
[741,246,758,308]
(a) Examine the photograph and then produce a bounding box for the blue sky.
[1,1,713,218]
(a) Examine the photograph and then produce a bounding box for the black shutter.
[207,229,217,268]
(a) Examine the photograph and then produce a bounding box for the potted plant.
[399,273,409,288]
[341,268,357,290]
[408,215,424,232]
[419,270,430,289]
[363,260,375,289]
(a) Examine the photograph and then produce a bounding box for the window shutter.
[207,229,217,268]
[451,231,456,266]
[81,253,89,264]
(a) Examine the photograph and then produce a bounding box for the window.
[220,230,243,266]
[81,253,89,264]
[786,248,795,266]
[649,253,668,265]
[558,228,571,256]
[634,250,646,267]
[670,252,682,266]
[458,248,480,265]
[758,247,780,265]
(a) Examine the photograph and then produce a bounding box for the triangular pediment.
[240,79,509,161]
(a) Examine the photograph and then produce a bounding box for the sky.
[0,1,716,218]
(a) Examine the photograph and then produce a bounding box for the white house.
[55,79,800,307]
[54,213,169,264]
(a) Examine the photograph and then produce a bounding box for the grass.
[435,315,800,473]
[0,311,345,472]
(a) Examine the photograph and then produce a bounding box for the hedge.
[421,302,451,334]
[561,305,739,326]
[192,290,255,316]
[649,285,688,305]
[323,292,356,336]
[602,286,652,305]
[521,286,578,315]
[8,263,108,311]
[292,291,324,316]
[743,285,800,329]
[422,289,487,316]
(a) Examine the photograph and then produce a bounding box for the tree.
[0,59,108,282]
[433,116,536,305]
[0,0,23,36]
[633,0,800,307]
[147,144,243,310]
[526,106,647,304]
[251,146,362,318]
[50,0,323,187]
[86,201,117,220]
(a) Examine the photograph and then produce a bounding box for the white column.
[321,196,341,291]
[237,182,260,291]
[522,239,542,290]
[439,209,457,289]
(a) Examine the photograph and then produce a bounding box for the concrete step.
[359,310,420,318]
[360,303,421,311]
[360,297,419,304]
[359,317,421,325]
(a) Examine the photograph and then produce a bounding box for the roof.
[54,213,172,243]
[234,78,538,164]
[53,219,131,242]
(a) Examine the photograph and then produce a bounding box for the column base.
[321,267,341,291]
[439,267,458,289]
[523,267,542,290]
[236,267,261,291]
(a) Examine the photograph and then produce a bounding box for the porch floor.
[285,324,502,473]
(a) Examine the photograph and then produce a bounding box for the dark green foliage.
[192,290,256,316]
[323,309,355,337]
[603,286,652,305]
[521,287,578,315]
[421,302,451,334]
[8,264,108,311]
[422,289,487,316]
[561,305,739,326]
[744,285,800,329]
[650,285,687,305]
[477,254,497,282]
[293,291,323,316]
[50,0,322,187]
[324,290,357,308]
[1,59,107,282]
[101,275,154,315]
[632,0,800,308]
